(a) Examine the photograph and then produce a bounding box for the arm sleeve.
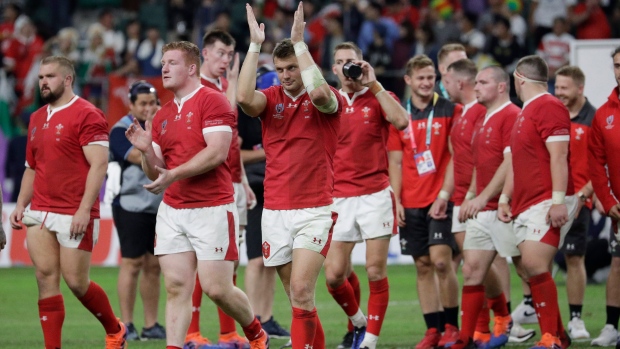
[201,90,235,133]
[78,109,110,146]
[536,103,571,142]
[589,110,619,213]
[25,124,35,169]
[387,124,404,151]
[502,109,518,152]
[257,86,276,121]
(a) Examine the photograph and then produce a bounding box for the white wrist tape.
[465,191,475,200]
[552,191,566,205]
[315,92,338,114]
[248,42,261,53]
[294,42,308,56]
[499,194,510,204]
[438,190,451,201]
[300,64,326,93]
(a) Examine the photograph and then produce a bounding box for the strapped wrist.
[438,190,451,201]
[369,81,385,96]
[294,42,308,56]
[248,42,261,53]
[499,194,510,204]
[552,191,566,205]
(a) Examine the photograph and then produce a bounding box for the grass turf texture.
[0,264,607,348]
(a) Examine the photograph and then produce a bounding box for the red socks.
[291,307,318,349]
[460,285,485,341]
[367,278,389,336]
[188,274,203,334]
[39,294,65,349]
[242,317,263,341]
[314,315,325,349]
[78,281,119,334]
[530,272,560,337]
[475,303,491,333]
[327,280,360,317]
[219,274,239,334]
[167,346,182,349]
[348,272,361,332]
[487,293,509,317]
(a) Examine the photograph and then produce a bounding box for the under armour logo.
[536,302,546,308]
[434,232,443,239]
[566,243,575,250]
[342,302,348,307]
[345,107,354,113]
[215,247,223,252]
[532,229,541,235]
[41,316,48,321]
[192,306,200,313]
[287,103,298,108]
[312,237,322,244]
[305,344,313,349]
[383,222,391,228]
[368,315,380,320]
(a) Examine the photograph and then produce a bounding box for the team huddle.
[6,2,620,349]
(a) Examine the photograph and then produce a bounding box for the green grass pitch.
[0,264,608,348]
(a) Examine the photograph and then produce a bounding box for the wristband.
[438,190,451,201]
[465,191,475,200]
[248,42,261,53]
[577,191,587,202]
[242,176,249,185]
[499,194,510,204]
[294,42,308,56]
[552,191,566,205]
[369,81,385,96]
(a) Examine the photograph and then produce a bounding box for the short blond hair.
[405,55,435,76]
[334,42,363,60]
[555,65,585,87]
[162,41,201,71]
[41,55,76,86]
[438,43,466,64]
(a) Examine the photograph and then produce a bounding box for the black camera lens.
[342,62,362,79]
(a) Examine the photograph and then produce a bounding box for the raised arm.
[237,4,267,117]
[290,2,338,113]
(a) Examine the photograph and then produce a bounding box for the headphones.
[128,80,158,104]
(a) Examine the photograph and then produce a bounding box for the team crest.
[262,241,271,258]
[432,122,442,135]
[362,106,371,118]
[186,111,193,129]
[55,124,64,136]
[575,127,584,140]
[30,127,36,141]
[302,100,311,112]
[606,115,614,130]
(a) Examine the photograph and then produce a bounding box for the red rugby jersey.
[26,96,109,218]
[589,87,620,214]
[151,86,235,209]
[258,86,342,210]
[511,93,574,216]
[333,88,399,198]
[387,95,461,208]
[451,101,486,206]
[472,102,520,211]
[201,74,242,183]
[569,100,596,209]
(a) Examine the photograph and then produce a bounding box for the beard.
[40,85,64,104]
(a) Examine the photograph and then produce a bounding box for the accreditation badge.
[414,150,436,176]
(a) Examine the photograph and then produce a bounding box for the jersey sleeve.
[201,91,235,134]
[78,109,109,146]
[451,104,462,131]
[502,109,518,152]
[535,103,570,142]
[387,124,404,151]
[257,86,277,121]
[109,126,133,161]
[318,86,343,117]
[25,123,35,169]
[589,109,619,213]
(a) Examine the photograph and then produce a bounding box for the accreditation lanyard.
[406,93,439,154]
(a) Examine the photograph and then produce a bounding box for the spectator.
[459,13,486,60]
[336,0,364,43]
[79,23,115,108]
[357,1,399,56]
[135,27,163,77]
[529,0,576,47]
[366,26,392,78]
[429,0,461,47]
[47,27,80,65]
[413,23,439,67]
[321,14,345,70]
[485,15,522,72]
[114,19,141,76]
[536,17,574,81]
[477,0,508,36]
[168,0,194,41]
[97,8,125,58]
[506,0,527,46]
[0,3,20,49]
[391,20,417,71]
[384,0,420,29]
[569,0,611,40]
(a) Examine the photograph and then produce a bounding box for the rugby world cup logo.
[274,103,284,119]
[606,115,615,130]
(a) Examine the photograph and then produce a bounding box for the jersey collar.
[283,88,307,102]
[47,95,79,121]
[521,92,548,110]
[461,100,477,116]
[200,73,222,91]
[483,101,512,126]
[339,87,369,106]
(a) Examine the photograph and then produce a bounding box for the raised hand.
[355,60,377,86]
[125,118,153,153]
[246,3,265,45]
[290,2,305,44]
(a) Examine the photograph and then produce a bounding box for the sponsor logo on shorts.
[532,228,542,235]
[262,241,270,258]
[565,243,575,250]
[400,238,407,250]
[215,247,223,253]
[383,221,391,228]
[311,237,323,245]
[433,232,443,239]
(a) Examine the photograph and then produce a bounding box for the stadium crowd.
[2,0,620,349]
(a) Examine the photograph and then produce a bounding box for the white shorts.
[514,196,578,249]
[261,205,337,267]
[233,182,248,226]
[464,210,520,257]
[333,187,397,242]
[22,209,99,252]
[155,202,239,260]
[452,206,467,233]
